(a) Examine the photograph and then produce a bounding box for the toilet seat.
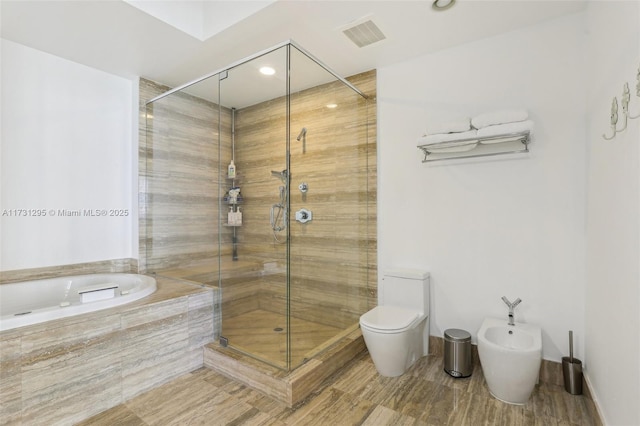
[360,305,422,334]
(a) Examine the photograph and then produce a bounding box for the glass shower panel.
[218,46,290,369]
[144,42,371,373]
[288,46,369,368]
[144,76,221,288]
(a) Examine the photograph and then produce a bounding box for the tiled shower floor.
[222,309,342,369]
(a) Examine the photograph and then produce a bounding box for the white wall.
[378,13,587,362]
[585,2,640,425]
[0,39,136,271]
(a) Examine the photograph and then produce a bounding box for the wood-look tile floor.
[80,350,601,426]
[222,310,342,368]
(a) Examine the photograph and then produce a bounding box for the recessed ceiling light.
[326,103,338,109]
[260,66,275,76]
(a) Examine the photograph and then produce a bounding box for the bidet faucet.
[501,296,522,326]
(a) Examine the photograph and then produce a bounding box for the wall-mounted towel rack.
[418,131,531,163]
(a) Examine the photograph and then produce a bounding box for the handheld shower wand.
[269,171,288,243]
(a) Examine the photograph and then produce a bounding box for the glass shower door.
[217,46,290,369]
[143,76,221,286]
[288,46,370,368]
[144,42,371,373]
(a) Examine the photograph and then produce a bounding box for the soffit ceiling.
[1,0,587,107]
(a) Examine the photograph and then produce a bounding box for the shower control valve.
[295,208,313,224]
[298,182,308,193]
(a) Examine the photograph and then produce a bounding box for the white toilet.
[359,269,430,377]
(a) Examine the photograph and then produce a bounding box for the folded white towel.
[427,142,479,153]
[425,117,471,135]
[476,120,534,143]
[417,129,478,147]
[471,109,528,129]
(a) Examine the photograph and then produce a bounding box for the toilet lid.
[360,306,421,333]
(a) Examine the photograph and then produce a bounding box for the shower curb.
[203,327,365,407]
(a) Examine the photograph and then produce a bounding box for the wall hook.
[629,65,640,119]
[617,84,629,132]
[602,97,619,140]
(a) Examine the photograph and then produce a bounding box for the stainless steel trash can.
[444,328,472,378]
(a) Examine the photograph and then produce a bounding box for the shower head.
[296,127,307,141]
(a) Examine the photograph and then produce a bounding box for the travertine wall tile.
[139,78,225,273]
[139,67,376,368]
[139,69,377,338]
[20,313,124,425]
[188,289,214,310]
[189,304,215,351]
[20,312,122,355]
[0,337,22,426]
[203,327,367,407]
[0,258,137,284]
[203,346,289,403]
[234,69,377,333]
[121,297,188,329]
[21,344,123,425]
[121,311,190,399]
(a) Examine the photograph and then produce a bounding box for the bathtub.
[0,273,157,331]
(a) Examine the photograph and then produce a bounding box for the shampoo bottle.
[228,206,234,225]
[228,160,236,179]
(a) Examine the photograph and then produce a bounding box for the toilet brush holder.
[562,357,583,395]
[562,330,582,395]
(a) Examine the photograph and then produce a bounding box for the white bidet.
[477,317,542,405]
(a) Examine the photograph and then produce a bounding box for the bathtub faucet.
[501,296,522,326]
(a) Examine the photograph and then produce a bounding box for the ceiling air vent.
[342,19,386,48]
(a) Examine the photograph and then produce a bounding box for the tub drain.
[273,327,284,332]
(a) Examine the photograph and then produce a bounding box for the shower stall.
[142,41,374,371]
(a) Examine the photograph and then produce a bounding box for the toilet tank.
[380,269,430,315]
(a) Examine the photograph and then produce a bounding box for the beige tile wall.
[233,69,378,329]
[139,78,229,273]
[139,68,377,328]
[0,258,137,284]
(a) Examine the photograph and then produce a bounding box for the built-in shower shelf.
[417,131,531,163]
